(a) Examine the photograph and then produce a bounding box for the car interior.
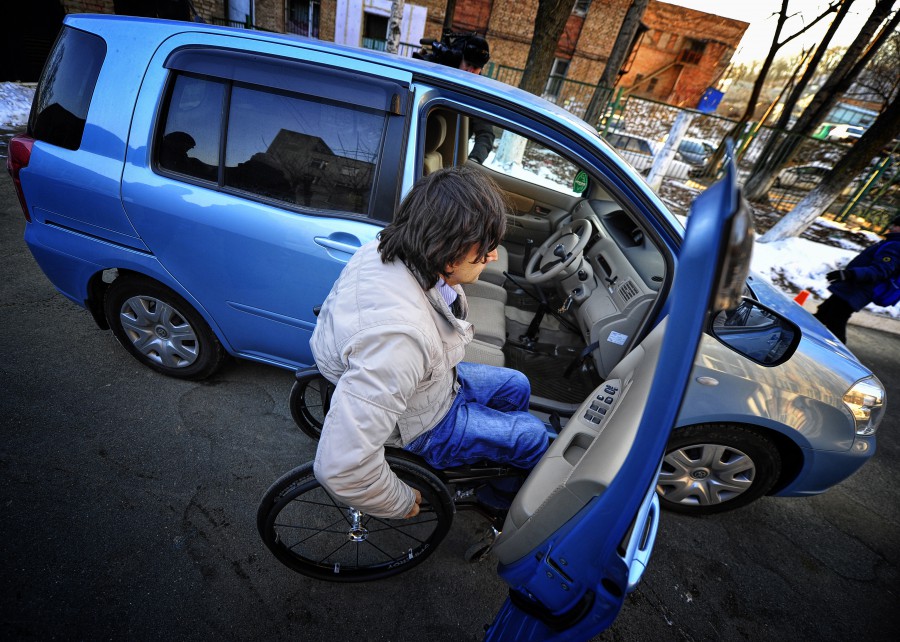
[422,107,670,416]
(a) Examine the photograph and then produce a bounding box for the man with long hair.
[311,167,548,518]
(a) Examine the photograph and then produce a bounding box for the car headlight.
[842,376,886,436]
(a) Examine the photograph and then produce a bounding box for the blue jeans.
[404,362,549,470]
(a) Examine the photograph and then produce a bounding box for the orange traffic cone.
[794,290,810,305]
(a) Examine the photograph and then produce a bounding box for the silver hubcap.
[657,443,755,506]
[119,295,199,368]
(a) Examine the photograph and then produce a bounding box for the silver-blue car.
[8,12,884,532]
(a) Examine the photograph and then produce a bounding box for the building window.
[657,33,670,50]
[647,77,659,93]
[544,58,570,99]
[680,38,706,65]
[287,1,320,38]
[572,1,593,17]
[362,12,389,50]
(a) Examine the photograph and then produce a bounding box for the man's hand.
[404,489,423,519]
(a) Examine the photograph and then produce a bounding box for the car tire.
[657,424,781,515]
[104,275,225,380]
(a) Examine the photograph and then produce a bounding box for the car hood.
[746,272,866,367]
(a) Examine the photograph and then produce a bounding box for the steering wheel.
[524,218,592,284]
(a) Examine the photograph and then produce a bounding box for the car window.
[629,138,652,154]
[29,26,106,150]
[156,73,388,216]
[475,126,583,195]
[159,74,224,182]
[224,84,385,214]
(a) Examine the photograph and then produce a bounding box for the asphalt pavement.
[1,172,898,641]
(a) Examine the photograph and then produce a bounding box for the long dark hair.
[379,166,508,289]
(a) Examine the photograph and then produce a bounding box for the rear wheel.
[657,424,781,515]
[257,456,454,581]
[289,374,334,441]
[104,275,224,379]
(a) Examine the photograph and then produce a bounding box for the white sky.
[662,0,885,63]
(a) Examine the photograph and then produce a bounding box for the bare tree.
[759,93,900,243]
[705,0,840,176]
[583,0,649,127]
[518,0,579,96]
[743,0,900,199]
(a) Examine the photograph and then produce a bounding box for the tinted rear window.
[157,72,388,217]
[29,26,106,150]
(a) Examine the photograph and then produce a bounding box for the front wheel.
[104,275,225,380]
[257,456,454,581]
[657,424,781,515]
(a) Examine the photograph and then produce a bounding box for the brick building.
[9,0,745,111]
[617,2,748,108]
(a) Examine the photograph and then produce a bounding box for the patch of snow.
[0,82,35,128]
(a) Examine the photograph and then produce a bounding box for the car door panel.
[121,35,409,368]
[485,161,752,639]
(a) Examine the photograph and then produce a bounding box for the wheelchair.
[257,366,545,582]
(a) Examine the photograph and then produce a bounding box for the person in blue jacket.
[815,215,900,343]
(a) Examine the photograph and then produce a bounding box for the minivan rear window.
[29,26,106,151]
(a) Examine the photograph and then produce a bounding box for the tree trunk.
[583,0,649,127]
[518,0,578,97]
[443,0,457,32]
[704,1,792,177]
[744,0,898,200]
[759,94,900,243]
[773,0,855,132]
[385,0,405,54]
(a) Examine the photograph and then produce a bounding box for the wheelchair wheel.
[289,374,334,440]
[257,455,454,582]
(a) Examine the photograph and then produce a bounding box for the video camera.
[413,30,490,69]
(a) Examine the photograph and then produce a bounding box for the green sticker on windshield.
[573,170,588,193]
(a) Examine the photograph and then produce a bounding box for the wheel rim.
[268,482,445,579]
[657,443,756,507]
[118,295,200,368]
[294,378,333,433]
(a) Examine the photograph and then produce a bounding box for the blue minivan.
[8,17,884,627]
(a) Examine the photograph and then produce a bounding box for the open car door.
[485,158,753,640]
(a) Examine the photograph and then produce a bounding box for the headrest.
[425,114,448,153]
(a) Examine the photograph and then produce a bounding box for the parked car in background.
[775,163,832,190]
[603,131,693,179]
[677,137,716,170]
[9,15,884,531]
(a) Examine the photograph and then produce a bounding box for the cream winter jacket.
[310,241,473,518]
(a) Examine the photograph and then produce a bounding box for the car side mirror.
[710,297,801,366]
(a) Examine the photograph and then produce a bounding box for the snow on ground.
[749,221,900,319]
[0,81,895,318]
[0,82,35,128]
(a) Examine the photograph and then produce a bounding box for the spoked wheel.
[257,456,454,582]
[289,374,334,440]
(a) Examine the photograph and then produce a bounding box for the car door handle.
[314,234,362,257]
[625,487,660,593]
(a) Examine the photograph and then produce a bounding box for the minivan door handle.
[314,233,363,260]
